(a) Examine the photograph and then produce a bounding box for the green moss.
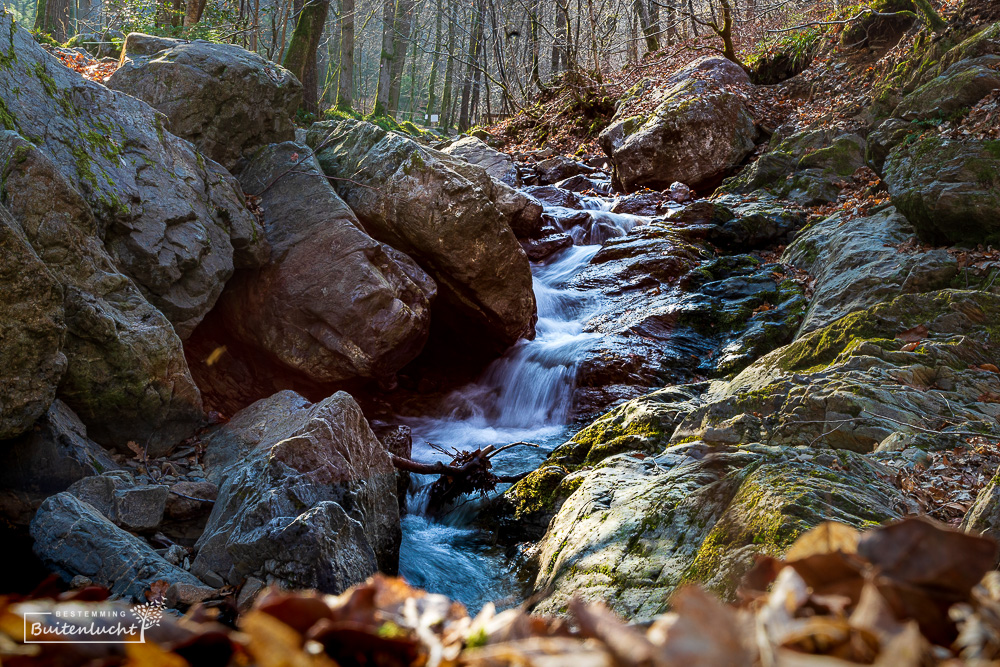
[0,97,17,131]
[506,466,569,520]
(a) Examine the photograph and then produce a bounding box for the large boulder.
[107,33,302,171]
[223,142,436,385]
[0,400,116,525]
[893,55,1000,122]
[30,492,212,601]
[783,207,957,334]
[307,119,536,348]
[720,128,866,205]
[0,14,268,338]
[527,446,903,618]
[599,57,757,193]
[192,391,399,592]
[883,136,1000,245]
[1,133,205,454]
[441,136,519,186]
[0,205,65,440]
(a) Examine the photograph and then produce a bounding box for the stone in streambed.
[193,391,398,591]
[224,141,436,385]
[307,118,536,348]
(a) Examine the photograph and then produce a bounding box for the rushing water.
[398,190,647,611]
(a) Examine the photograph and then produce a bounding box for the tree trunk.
[336,0,354,110]
[183,0,208,26]
[529,0,544,91]
[708,0,745,70]
[457,0,481,132]
[440,0,457,130]
[912,0,946,31]
[634,0,658,53]
[552,0,569,74]
[34,0,71,41]
[282,0,330,115]
[388,0,415,115]
[372,0,397,117]
[426,0,443,124]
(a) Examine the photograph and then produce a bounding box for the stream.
[398,188,650,611]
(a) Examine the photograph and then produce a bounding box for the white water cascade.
[398,193,648,610]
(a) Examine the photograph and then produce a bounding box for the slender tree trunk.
[372,0,397,117]
[388,0,415,115]
[552,0,569,74]
[688,0,699,35]
[912,0,946,30]
[529,0,543,90]
[336,0,354,110]
[469,6,484,126]
[283,0,330,115]
[634,0,657,53]
[426,0,443,124]
[440,0,457,129]
[457,0,481,132]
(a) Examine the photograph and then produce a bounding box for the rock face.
[307,118,536,348]
[108,33,302,171]
[883,136,1000,245]
[193,391,398,592]
[528,446,903,618]
[893,55,1000,121]
[599,57,757,192]
[0,205,66,440]
[721,129,866,205]
[68,472,169,533]
[441,136,519,186]
[31,492,211,600]
[783,207,957,333]
[223,142,436,385]
[0,15,267,339]
[0,400,117,525]
[1,133,204,455]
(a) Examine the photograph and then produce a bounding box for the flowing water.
[399,190,650,611]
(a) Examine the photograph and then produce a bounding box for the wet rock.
[528,446,903,619]
[610,191,670,216]
[720,128,866,205]
[0,400,117,525]
[866,118,912,174]
[556,174,612,195]
[524,185,584,209]
[521,233,574,262]
[224,142,435,385]
[193,391,398,591]
[884,136,1000,246]
[441,136,519,186]
[673,290,1000,452]
[783,206,957,333]
[0,205,65,440]
[30,492,210,601]
[494,182,544,239]
[600,57,757,192]
[108,33,302,171]
[668,182,693,202]
[534,156,595,185]
[893,56,1000,122]
[68,473,168,532]
[501,384,705,540]
[0,133,204,455]
[307,118,536,348]
[0,15,267,338]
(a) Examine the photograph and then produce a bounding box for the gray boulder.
[192,391,399,592]
[441,136,519,186]
[30,492,211,600]
[0,15,268,338]
[720,128,866,205]
[307,119,536,348]
[783,207,957,333]
[68,472,168,532]
[0,400,117,525]
[533,155,595,185]
[599,57,756,192]
[224,142,435,385]
[108,33,302,171]
[893,55,1000,122]
[0,205,65,440]
[1,133,204,454]
[884,135,1000,245]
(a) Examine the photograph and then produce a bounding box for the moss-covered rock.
[884,135,1000,245]
[719,129,865,205]
[893,55,1000,122]
[527,446,902,618]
